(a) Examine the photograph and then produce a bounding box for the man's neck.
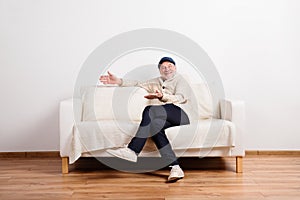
[161,72,177,81]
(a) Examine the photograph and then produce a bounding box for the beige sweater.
[121,73,197,120]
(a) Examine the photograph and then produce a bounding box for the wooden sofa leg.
[236,156,243,173]
[62,157,69,174]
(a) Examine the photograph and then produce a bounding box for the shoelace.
[170,166,181,173]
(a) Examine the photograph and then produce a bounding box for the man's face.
[159,61,177,80]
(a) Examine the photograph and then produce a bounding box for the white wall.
[0,0,299,151]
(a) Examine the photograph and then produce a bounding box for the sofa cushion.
[71,119,235,154]
[81,83,214,121]
[190,83,214,119]
[82,86,148,121]
[166,119,235,149]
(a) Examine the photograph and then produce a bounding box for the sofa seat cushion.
[71,119,235,158]
[166,119,236,149]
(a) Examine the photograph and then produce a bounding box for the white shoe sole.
[167,176,184,182]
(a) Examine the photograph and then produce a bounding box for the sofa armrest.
[59,98,82,157]
[220,99,245,156]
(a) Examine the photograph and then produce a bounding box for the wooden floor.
[0,155,300,200]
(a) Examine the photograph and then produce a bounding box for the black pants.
[128,104,190,166]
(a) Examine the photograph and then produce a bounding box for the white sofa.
[59,84,245,174]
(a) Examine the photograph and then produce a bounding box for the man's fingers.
[100,71,118,84]
[155,90,163,98]
[107,71,113,76]
[99,75,108,80]
[99,75,110,84]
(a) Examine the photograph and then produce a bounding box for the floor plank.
[0,155,299,199]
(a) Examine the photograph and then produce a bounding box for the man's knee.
[142,105,167,118]
[149,105,167,118]
[150,118,166,135]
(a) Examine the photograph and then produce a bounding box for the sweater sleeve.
[120,78,160,93]
[120,79,140,87]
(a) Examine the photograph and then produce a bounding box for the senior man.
[99,57,192,182]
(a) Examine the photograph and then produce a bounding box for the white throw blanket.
[69,119,235,164]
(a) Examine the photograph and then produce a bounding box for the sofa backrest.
[80,83,216,121]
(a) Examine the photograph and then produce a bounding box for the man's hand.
[99,71,122,85]
[144,90,163,99]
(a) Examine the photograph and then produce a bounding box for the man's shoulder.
[146,77,160,83]
[172,73,185,82]
[176,73,190,83]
